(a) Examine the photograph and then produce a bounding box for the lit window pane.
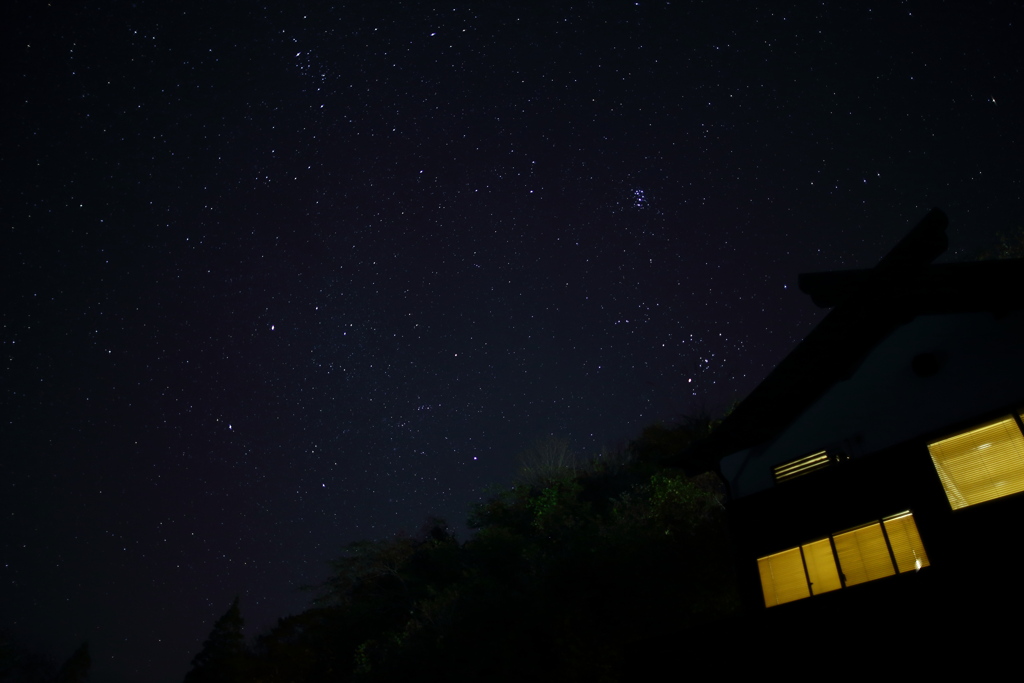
[801,538,841,595]
[883,512,930,573]
[758,547,810,607]
[774,451,832,483]
[928,417,1024,509]
[757,512,929,608]
[833,523,895,587]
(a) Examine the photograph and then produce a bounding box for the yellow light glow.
[928,417,1024,509]
[758,548,810,607]
[833,522,895,587]
[802,538,841,595]
[757,512,928,607]
[883,512,930,573]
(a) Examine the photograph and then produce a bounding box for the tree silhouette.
[183,597,250,683]
[976,227,1024,260]
[55,641,90,683]
[516,435,579,485]
[0,630,56,683]
[189,415,742,681]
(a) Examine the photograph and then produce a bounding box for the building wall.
[722,309,1024,499]
[730,424,1024,619]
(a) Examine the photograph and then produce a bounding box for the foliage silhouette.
[184,597,251,683]
[515,435,580,486]
[186,416,739,682]
[54,642,90,683]
[0,630,57,683]
[976,227,1024,260]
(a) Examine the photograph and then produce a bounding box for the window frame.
[772,450,839,484]
[927,412,1024,510]
[757,511,929,608]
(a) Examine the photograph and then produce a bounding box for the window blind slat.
[758,515,928,608]
[884,513,931,573]
[758,548,810,607]
[929,417,1024,509]
[802,538,841,595]
[833,523,896,587]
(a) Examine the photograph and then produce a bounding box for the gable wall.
[722,309,1024,499]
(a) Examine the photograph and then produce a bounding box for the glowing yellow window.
[758,547,809,607]
[928,416,1024,510]
[757,512,928,607]
[833,522,895,587]
[801,537,841,595]
[773,450,833,483]
[884,512,930,573]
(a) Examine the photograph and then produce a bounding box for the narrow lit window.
[800,537,842,595]
[928,416,1024,510]
[883,511,930,573]
[833,522,895,587]
[757,512,929,608]
[773,450,833,484]
[757,548,809,607]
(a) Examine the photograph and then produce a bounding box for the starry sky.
[3,1,1021,680]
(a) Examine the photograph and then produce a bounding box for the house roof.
[678,208,1024,473]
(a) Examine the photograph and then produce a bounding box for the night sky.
[3,1,1021,680]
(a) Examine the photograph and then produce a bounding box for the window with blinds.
[757,512,929,608]
[928,415,1024,510]
[773,450,834,484]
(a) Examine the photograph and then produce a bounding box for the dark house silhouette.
[682,209,1024,654]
